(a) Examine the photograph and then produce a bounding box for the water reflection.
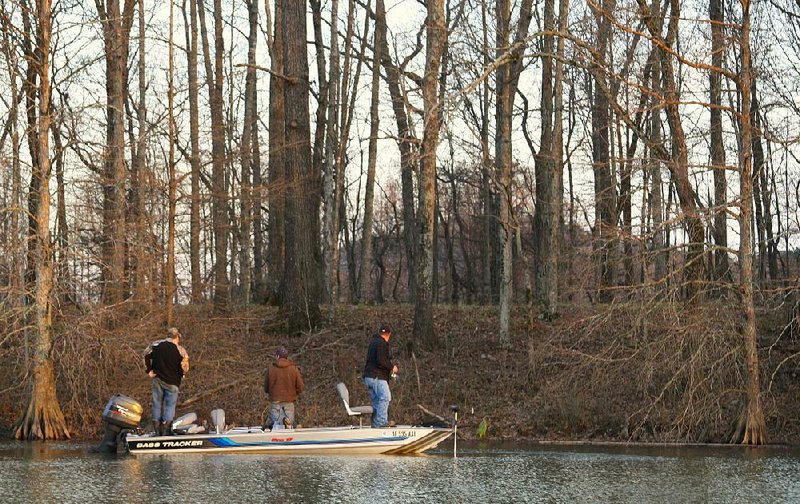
[1,441,799,503]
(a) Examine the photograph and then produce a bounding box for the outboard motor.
[96,394,142,453]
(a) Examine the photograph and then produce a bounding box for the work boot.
[153,421,160,436]
[161,421,173,436]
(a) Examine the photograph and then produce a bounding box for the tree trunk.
[185,0,203,302]
[51,101,72,303]
[308,1,326,305]
[321,0,341,304]
[238,0,259,304]
[252,106,266,302]
[21,4,40,305]
[649,26,666,281]
[333,0,367,304]
[267,0,286,305]
[495,0,534,343]
[709,0,729,283]
[358,0,383,304]
[166,0,176,325]
[281,0,322,332]
[591,0,617,298]
[533,0,565,318]
[637,0,705,299]
[413,0,446,348]
[734,0,766,444]
[15,0,70,440]
[198,0,230,309]
[96,0,136,305]
[750,82,779,281]
[128,0,148,303]
[480,0,494,305]
[375,0,417,300]
[310,0,328,244]
[1,18,24,309]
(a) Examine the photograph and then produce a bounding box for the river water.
[1,440,798,503]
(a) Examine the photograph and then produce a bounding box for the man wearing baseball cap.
[264,346,305,429]
[144,327,189,435]
[363,324,398,428]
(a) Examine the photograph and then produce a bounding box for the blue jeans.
[363,376,391,428]
[152,378,180,423]
[269,401,296,428]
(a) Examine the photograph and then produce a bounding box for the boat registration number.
[391,430,416,438]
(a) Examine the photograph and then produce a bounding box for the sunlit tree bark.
[14,0,70,440]
[733,0,766,445]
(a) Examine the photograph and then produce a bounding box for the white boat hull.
[125,425,452,455]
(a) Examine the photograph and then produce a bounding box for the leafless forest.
[2,0,799,443]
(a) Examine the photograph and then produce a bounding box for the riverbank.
[1,302,798,443]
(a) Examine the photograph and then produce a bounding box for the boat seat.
[336,382,373,427]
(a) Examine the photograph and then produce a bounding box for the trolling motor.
[95,394,143,453]
[450,405,460,458]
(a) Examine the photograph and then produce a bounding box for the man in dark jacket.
[144,327,189,435]
[363,324,398,428]
[264,346,305,428]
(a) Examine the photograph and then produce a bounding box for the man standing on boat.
[144,327,189,436]
[363,324,398,428]
[264,346,305,428]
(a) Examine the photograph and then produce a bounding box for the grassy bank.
[1,302,798,443]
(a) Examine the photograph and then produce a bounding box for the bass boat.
[97,383,452,456]
[124,425,452,455]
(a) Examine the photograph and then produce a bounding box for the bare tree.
[495,0,533,343]
[750,82,779,281]
[95,0,136,305]
[358,0,383,304]
[732,0,765,445]
[590,0,617,298]
[267,0,286,305]
[14,0,70,440]
[183,0,203,302]
[637,0,706,299]
[1,12,24,309]
[281,0,322,331]
[238,0,260,304]
[166,0,176,325]
[709,0,729,283]
[128,0,149,302]
[197,0,230,309]
[375,0,418,300]
[413,0,447,347]
[533,0,567,318]
[649,11,666,282]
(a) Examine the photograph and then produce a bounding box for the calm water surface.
[1,440,799,503]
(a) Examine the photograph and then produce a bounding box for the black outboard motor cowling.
[96,394,142,453]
